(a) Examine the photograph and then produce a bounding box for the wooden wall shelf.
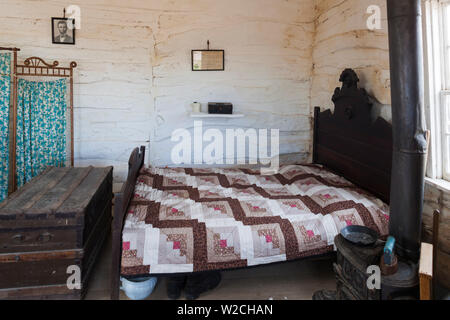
[190,112,244,118]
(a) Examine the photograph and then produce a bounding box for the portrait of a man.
[52,18,75,45]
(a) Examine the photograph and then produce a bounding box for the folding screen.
[12,57,76,190]
[16,78,68,187]
[0,52,11,201]
[0,51,76,200]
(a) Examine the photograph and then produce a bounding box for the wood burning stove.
[313,235,419,300]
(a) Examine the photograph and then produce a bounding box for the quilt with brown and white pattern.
[120,164,389,276]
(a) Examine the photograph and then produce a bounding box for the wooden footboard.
[110,146,145,300]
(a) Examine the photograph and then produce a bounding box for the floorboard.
[84,236,336,300]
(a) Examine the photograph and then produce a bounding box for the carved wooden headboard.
[312,69,393,203]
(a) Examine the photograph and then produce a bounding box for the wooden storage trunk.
[0,166,113,299]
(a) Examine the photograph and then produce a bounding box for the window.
[423,0,450,181]
[441,2,450,179]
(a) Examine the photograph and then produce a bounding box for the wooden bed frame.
[110,69,393,300]
[110,146,146,300]
[313,69,392,203]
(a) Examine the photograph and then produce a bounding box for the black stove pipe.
[386,0,428,262]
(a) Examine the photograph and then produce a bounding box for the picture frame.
[52,17,75,45]
[191,50,224,71]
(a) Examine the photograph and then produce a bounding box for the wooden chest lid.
[0,166,112,221]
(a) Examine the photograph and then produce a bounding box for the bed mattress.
[120,164,389,276]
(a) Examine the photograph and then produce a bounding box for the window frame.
[423,0,450,181]
[443,3,450,90]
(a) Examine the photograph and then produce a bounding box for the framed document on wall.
[192,50,224,71]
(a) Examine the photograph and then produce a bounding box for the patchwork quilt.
[121,164,390,276]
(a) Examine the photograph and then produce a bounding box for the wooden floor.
[84,236,337,300]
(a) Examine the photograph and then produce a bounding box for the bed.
[110,69,393,299]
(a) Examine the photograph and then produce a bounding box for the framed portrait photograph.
[52,17,75,45]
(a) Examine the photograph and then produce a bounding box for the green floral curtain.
[0,53,11,202]
[16,78,67,188]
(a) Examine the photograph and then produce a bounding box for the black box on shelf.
[208,102,233,114]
